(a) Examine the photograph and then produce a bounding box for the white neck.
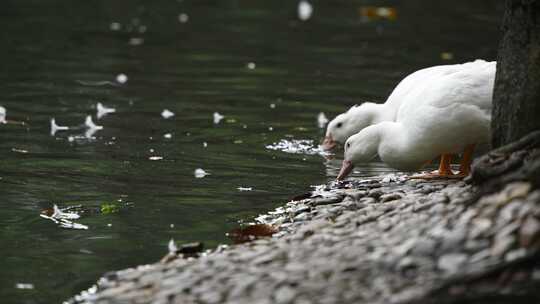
[376,122,428,171]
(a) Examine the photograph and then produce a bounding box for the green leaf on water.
[100,202,120,214]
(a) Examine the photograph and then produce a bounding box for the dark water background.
[0,1,502,303]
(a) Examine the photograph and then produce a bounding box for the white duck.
[337,60,495,180]
[323,60,494,150]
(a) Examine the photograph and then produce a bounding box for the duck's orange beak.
[336,160,354,180]
[322,135,337,150]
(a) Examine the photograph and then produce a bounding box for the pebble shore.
[70,174,540,304]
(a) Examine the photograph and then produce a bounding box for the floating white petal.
[40,204,89,230]
[317,112,329,128]
[213,112,224,124]
[109,22,121,31]
[116,74,128,84]
[237,187,253,191]
[52,204,80,220]
[97,102,116,119]
[50,118,70,136]
[298,1,313,21]
[168,238,178,253]
[15,283,34,290]
[161,109,175,119]
[129,37,144,46]
[85,115,103,130]
[178,13,189,23]
[194,168,208,178]
[0,106,6,124]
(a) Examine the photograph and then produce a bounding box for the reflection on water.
[0,0,502,303]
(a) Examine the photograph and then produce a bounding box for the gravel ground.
[69,174,540,304]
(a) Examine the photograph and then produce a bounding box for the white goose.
[323,60,494,150]
[337,60,496,180]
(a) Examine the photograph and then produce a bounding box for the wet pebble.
[368,189,383,199]
[380,192,403,203]
[519,216,540,248]
[438,253,468,274]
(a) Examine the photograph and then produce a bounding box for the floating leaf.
[100,202,120,214]
[440,52,454,60]
[359,6,397,21]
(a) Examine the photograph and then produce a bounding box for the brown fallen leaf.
[228,224,277,244]
[359,6,398,21]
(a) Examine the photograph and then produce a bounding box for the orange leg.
[455,144,475,177]
[437,154,454,176]
[411,154,455,179]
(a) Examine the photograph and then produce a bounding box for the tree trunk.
[492,0,540,148]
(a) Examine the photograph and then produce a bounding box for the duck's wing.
[424,61,495,113]
[396,60,495,121]
[385,63,466,109]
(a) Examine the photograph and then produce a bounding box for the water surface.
[0,1,502,303]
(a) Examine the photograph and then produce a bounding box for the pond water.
[0,0,502,303]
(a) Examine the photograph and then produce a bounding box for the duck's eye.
[337,122,343,128]
[346,142,351,149]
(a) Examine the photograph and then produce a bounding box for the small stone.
[393,238,417,257]
[413,201,437,213]
[505,248,527,262]
[411,238,437,256]
[294,212,311,222]
[469,218,492,239]
[491,235,516,257]
[199,290,223,304]
[310,196,343,206]
[499,200,524,224]
[358,197,377,205]
[274,285,297,304]
[346,190,367,201]
[380,193,403,203]
[520,216,540,248]
[438,253,468,274]
[397,256,418,271]
[469,249,492,264]
[341,200,362,211]
[464,239,490,252]
[293,205,311,216]
[439,227,467,252]
[327,206,344,215]
[430,194,449,204]
[368,189,383,199]
[495,221,521,239]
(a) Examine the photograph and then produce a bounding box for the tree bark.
[492,0,540,148]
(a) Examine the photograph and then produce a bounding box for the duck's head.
[323,104,376,151]
[336,127,380,180]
